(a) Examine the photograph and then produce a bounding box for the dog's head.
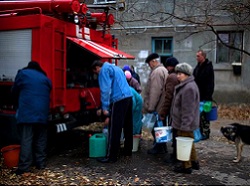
[220,125,237,142]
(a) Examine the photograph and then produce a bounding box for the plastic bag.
[154,112,163,127]
[193,128,202,143]
[142,113,156,131]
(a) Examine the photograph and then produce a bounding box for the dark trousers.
[200,111,210,137]
[18,123,48,172]
[107,97,133,159]
[172,128,177,158]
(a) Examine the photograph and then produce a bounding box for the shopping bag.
[193,128,202,143]
[142,113,156,131]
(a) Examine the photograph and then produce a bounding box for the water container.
[206,100,218,121]
[1,145,20,168]
[176,137,194,161]
[154,126,172,143]
[89,133,107,158]
[132,134,141,152]
[203,101,212,112]
[206,106,218,121]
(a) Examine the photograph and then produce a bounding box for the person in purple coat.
[171,63,200,174]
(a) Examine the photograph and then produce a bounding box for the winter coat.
[12,69,52,124]
[128,77,142,93]
[131,71,141,84]
[193,59,214,101]
[143,64,168,114]
[98,63,132,111]
[171,75,200,132]
[159,70,179,119]
[130,87,143,135]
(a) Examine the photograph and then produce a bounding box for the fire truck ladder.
[52,24,67,109]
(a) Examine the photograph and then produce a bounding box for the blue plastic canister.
[89,133,107,158]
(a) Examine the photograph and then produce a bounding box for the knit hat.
[145,53,159,63]
[123,65,131,71]
[124,70,132,79]
[175,62,193,76]
[164,57,179,67]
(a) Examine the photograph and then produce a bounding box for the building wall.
[113,27,250,104]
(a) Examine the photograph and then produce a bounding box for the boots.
[147,143,167,155]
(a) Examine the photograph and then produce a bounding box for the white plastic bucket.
[176,136,194,161]
[132,135,141,152]
[154,126,172,143]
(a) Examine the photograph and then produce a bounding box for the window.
[94,0,116,4]
[216,31,243,63]
[152,37,173,63]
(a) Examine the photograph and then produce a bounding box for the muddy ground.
[1,104,250,186]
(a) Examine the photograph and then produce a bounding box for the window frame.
[216,31,243,64]
[152,37,173,63]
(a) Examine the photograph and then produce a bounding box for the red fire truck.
[0,0,134,147]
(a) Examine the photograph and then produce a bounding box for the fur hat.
[175,62,193,76]
[124,70,132,79]
[164,57,179,67]
[145,53,159,63]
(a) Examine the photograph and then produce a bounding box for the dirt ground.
[1,104,250,186]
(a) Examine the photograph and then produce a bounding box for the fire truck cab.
[0,0,134,148]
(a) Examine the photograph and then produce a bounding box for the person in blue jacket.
[12,61,52,175]
[91,60,133,163]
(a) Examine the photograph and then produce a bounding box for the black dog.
[221,123,250,163]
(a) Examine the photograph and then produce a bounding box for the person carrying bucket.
[193,50,215,140]
[170,63,200,174]
[159,57,180,164]
[143,53,169,155]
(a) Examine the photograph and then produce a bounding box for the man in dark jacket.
[12,61,52,175]
[160,57,180,163]
[193,50,215,140]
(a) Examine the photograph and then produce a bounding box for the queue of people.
[12,49,214,175]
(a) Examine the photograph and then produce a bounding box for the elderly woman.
[170,62,200,174]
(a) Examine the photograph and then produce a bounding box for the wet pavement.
[1,118,250,185]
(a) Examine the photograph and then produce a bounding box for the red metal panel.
[0,0,81,13]
[31,15,67,110]
[67,37,135,59]
[0,14,41,30]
